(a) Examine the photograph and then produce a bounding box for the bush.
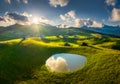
[81,42,88,46]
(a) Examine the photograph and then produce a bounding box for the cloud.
[5,12,32,25]
[22,0,28,4]
[0,17,6,22]
[59,10,76,28]
[6,12,29,22]
[82,19,103,28]
[90,21,103,28]
[0,16,16,27]
[5,0,29,4]
[111,8,120,21]
[6,12,51,24]
[60,15,67,21]
[75,19,81,27]
[67,10,76,19]
[105,1,120,22]
[105,0,116,6]
[46,57,69,72]
[60,10,76,21]
[0,12,31,26]
[22,12,32,17]
[39,17,50,23]
[57,24,71,28]
[60,11,103,28]
[0,12,53,27]
[16,0,20,2]
[49,0,69,7]
[6,0,11,4]
[83,19,93,26]
[74,18,103,28]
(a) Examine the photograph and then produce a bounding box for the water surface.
[46,53,86,72]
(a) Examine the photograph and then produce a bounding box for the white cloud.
[5,0,29,4]
[60,11,103,28]
[46,57,69,72]
[60,10,76,21]
[105,0,116,6]
[59,10,76,27]
[49,0,69,7]
[111,8,120,21]
[82,19,103,28]
[6,0,11,4]
[22,12,32,17]
[83,18,93,26]
[22,14,53,25]
[0,16,16,27]
[90,21,103,28]
[77,19,103,28]
[75,19,81,27]
[23,0,28,4]
[67,10,76,19]
[60,15,67,21]
[39,17,50,23]
[0,12,52,27]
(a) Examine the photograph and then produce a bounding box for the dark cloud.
[0,12,30,27]
[0,17,5,21]
[5,12,28,22]
[84,19,93,26]
[0,12,52,27]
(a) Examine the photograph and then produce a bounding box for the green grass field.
[0,35,120,84]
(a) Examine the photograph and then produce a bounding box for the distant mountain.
[0,23,53,33]
[0,23,120,41]
[56,24,72,28]
[0,23,68,40]
[81,25,120,37]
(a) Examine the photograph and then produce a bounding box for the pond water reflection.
[46,53,86,72]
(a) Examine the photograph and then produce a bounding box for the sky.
[0,0,120,27]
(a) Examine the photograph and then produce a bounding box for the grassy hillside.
[0,24,91,41]
[0,36,120,84]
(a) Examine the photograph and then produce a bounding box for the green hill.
[0,24,91,41]
[0,36,120,84]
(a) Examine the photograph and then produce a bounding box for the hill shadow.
[88,45,102,50]
[17,38,26,46]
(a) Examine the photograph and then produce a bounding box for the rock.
[22,37,26,40]
[81,42,88,46]
[64,42,71,46]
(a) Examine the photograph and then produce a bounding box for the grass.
[0,36,120,84]
[0,25,119,84]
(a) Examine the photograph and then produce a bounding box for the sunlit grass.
[0,35,120,84]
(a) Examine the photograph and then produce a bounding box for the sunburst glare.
[32,17,40,24]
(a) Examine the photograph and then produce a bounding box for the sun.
[32,17,39,24]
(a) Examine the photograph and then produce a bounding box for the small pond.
[46,53,86,72]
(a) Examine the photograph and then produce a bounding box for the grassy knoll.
[0,36,120,84]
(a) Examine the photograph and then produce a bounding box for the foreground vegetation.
[0,35,120,84]
[0,25,120,84]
